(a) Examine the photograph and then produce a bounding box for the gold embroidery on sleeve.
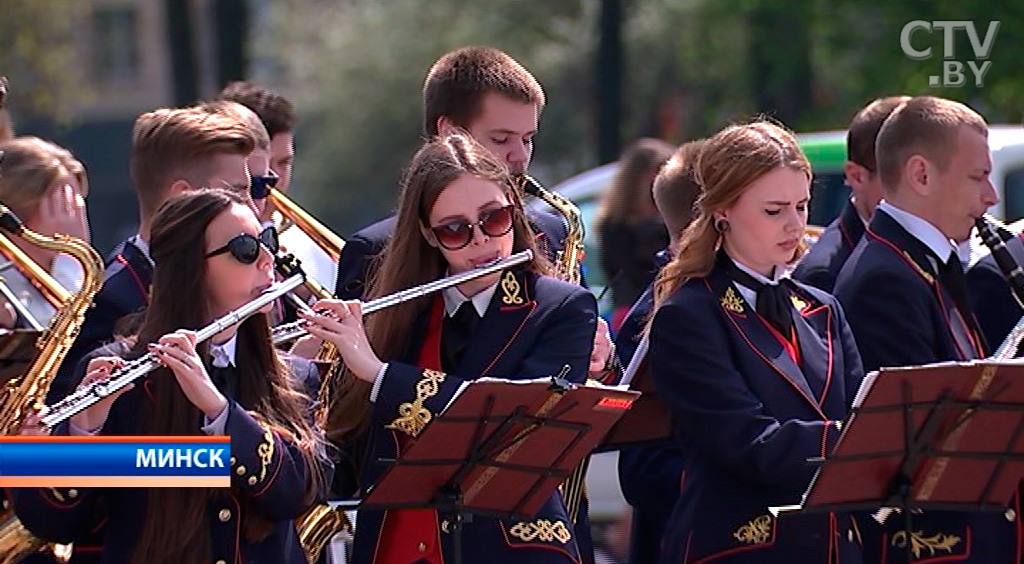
[891,530,960,558]
[509,519,572,544]
[734,514,772,545]
[386,369,446,437]
[501,271,523,305]
[256,427,274,483]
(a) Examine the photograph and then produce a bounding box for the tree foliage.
[259,0,1024,234]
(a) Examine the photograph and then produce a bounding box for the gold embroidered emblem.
[791,295,807,311]
[509,519,572,544]
[891,530,961,558]
[386,369,446,437]
[47,488,65,502]
[721,287,745,313]
[501,271,523,305]
[734,514,772,545]
[902,251,936,285]
[256,427,274,483]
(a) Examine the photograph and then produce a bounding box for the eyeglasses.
[250,170,279,200]
[429,204,515,250]
[205,226,279,264]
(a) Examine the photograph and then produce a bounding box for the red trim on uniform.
[376,296,445,564]
[115,254,150,305]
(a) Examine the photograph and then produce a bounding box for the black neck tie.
[208,363,237,400]
[441,301,479,373]
[939,251,975,324]
[724,258,794,337]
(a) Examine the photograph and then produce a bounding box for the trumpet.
[39,274,305,429]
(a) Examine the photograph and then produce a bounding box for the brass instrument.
[269,188,345,263]
[0,202,104,564]
[518,175,591,525]
[520,175,584,284]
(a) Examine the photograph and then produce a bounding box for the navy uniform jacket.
[12,341,330,564]
[966,254,1021,350]
[335,209,570,299]
[611,249,682,564]
[649,252,864,564]
[615,283,688,564]
[49,238,153,404]
[834,210,1022,563]
[343,268,597,564]
[793,200,866,292]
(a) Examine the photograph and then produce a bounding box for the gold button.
[418,542,427,552]
[1006,509,1017,522]
[215,560,226,564]
[230,456,236,465]
[218,508,231,522]
[248,476,257,486]
[235,465,246,476]
[67,489,79,499]
[441,519,450,533]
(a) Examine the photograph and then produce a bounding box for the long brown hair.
[325,132,550,451]
[651,120,811,316]
[596,138,675,226]
[128,189,328,564]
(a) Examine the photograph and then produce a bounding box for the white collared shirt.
[729,255,787,309]
[442,280,500,318]
[877,201,957,266]
[209,333,238,368]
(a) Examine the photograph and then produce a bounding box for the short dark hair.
[422,46,545,137]
[654,139,706,239]
[846,96,910,172]
[876,96,988,192]
[217,81,297,137]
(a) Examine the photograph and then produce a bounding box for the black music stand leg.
[437,484,465,564]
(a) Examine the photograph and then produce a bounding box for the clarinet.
[975,214,1024,309]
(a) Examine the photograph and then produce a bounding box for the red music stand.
[596,336,670,451]
[362,371,639,564]
[800,360,1024,561]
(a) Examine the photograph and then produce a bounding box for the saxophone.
[518,175,590,524]
[0,202,105,564]
[519,175,585,284]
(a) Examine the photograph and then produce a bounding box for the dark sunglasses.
[205,226,279,264]
[430,204,515,250]
[250,170,279,200]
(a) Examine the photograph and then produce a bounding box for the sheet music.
[619,334,649,388]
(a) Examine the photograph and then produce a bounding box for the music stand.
[362,375,639,564]
[595,336,670,452]
[0,329,39,383]
[800,360,1024,561]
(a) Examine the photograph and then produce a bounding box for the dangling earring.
[714,217,730,233]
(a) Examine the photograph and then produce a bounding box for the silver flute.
[272,249,534,345]
[40,274,306,428]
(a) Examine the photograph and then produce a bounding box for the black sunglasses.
[430,204,515,250]
[250,170,279,200]
[205,226,279,264]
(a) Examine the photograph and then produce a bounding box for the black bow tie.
[724,257,794,337]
